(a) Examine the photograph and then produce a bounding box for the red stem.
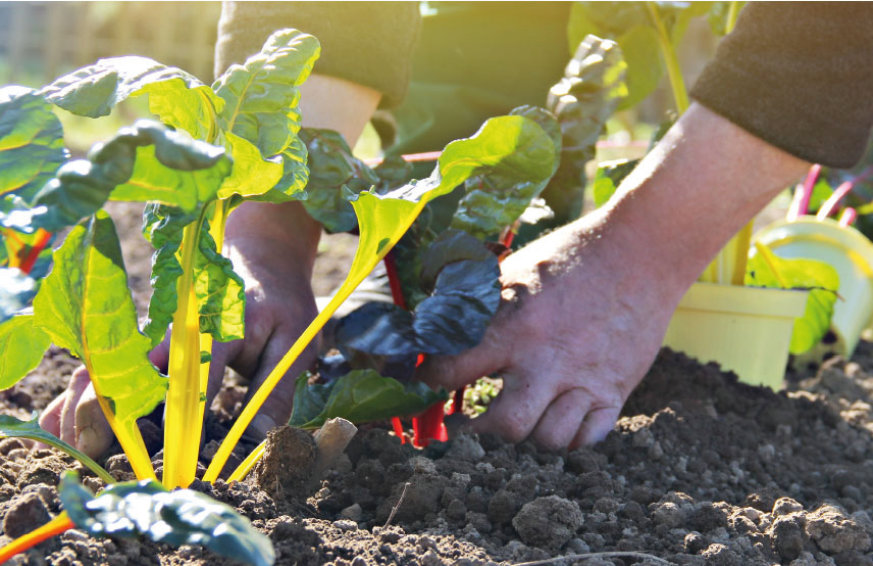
[383,252,407,310]
[19,229,51,275]
[787,164,822,221]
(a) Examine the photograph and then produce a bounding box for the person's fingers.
[59,367,92,446]
[74,383,114,458]
[242,327,318,440]
[571,405,621,448]
[39,390,66,437]
[529,388,593,451]
[148,337,170,372]
[466,370,553,443]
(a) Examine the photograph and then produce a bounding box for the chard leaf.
[135,78,224,141]
[0,315,50,388]
[141,204,191,346]
[337,233,499,357]
[289,369,448,429]
[31,121,230,231]
[300,128,379,233]
[214,28,320,157]
[545,36,627,224]
[142,206,244,345]
[265,135,310,201]
[0,87,68,204]
[0,267,39,322]
[59,472,275,566]
[41,56,207,118]
[413,258,500,355]
[746,242,840,355]
[195,223,245,342]
[33,211,166,480]
[215,131,283,199]
[0,415,113,483]
[450,112,558,239]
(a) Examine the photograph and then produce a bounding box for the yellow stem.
[227,439,267,483]
[163,219,206,489]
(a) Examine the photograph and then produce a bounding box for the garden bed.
[2,203,873,565]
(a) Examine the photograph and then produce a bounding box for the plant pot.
[754,217,873,359]
[663,282,808,390]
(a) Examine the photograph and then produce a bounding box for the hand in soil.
[418,104,810,451]
[40,201,322,458]
[417,210,681,450]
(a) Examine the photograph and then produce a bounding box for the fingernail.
[77,426,107,458]
[249,414,278,440]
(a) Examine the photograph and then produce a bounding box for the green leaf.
[31,121,230,231]
[214,28,320,157]
[300,128,379,233]
[0,315,50,389]
[0,268,39,322]
[59,472,275,566]
[592,159,638,208]
[0,415,113,483]
[195,223,245,342]
[0,87,68,204]
[33,211,166,478]
[447,115,558,239]
[746,242,840,354]
[215,131,283,200]
[141,204,192,346]
[135,78,224,141]
[41,56,207,118]
[289,369,449,429]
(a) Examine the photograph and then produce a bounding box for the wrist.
[226,201,321,279]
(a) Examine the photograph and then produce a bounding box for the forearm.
[539,103,810,300]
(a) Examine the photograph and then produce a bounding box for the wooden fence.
[0,2,222,87]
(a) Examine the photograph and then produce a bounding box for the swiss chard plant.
[0,25,561,562]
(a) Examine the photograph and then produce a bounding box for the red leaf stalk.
[787,164,822,221]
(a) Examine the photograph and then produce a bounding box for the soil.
[3,202,873,565]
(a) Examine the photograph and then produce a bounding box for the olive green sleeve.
[214,1,421,108]
[691,2,873,168]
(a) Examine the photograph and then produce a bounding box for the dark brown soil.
[4,202,873,565]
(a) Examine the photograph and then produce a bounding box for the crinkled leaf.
[336,302,417,357]
[338,235,499,357]
[419,229,495,289]
[413,258,500,355]
[195,223,245,342]
[289,369,449,429]
[215,131,282,199]
[59,472,275,566]
[0,267,39,322]
[31,121,230,231]
[0,87,68,204]
[0,315,50,388]
[450,113,560,239]
[41,56,207,118]
[300,128,379,233]
[543,35,627,225]
[141,204,192,346]
[33,211,166,478]
[0,416,113,483]
[135,78,224,141]
[214,28,320,157]
[746,242,840,354]
[256,135,310,202]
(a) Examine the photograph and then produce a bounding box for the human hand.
[416,212,686,450]
[40,201,321,457]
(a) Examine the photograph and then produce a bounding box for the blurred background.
[0,2,221,88]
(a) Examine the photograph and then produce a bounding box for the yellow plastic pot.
[663,282,808,390]
[754,217,873,359]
